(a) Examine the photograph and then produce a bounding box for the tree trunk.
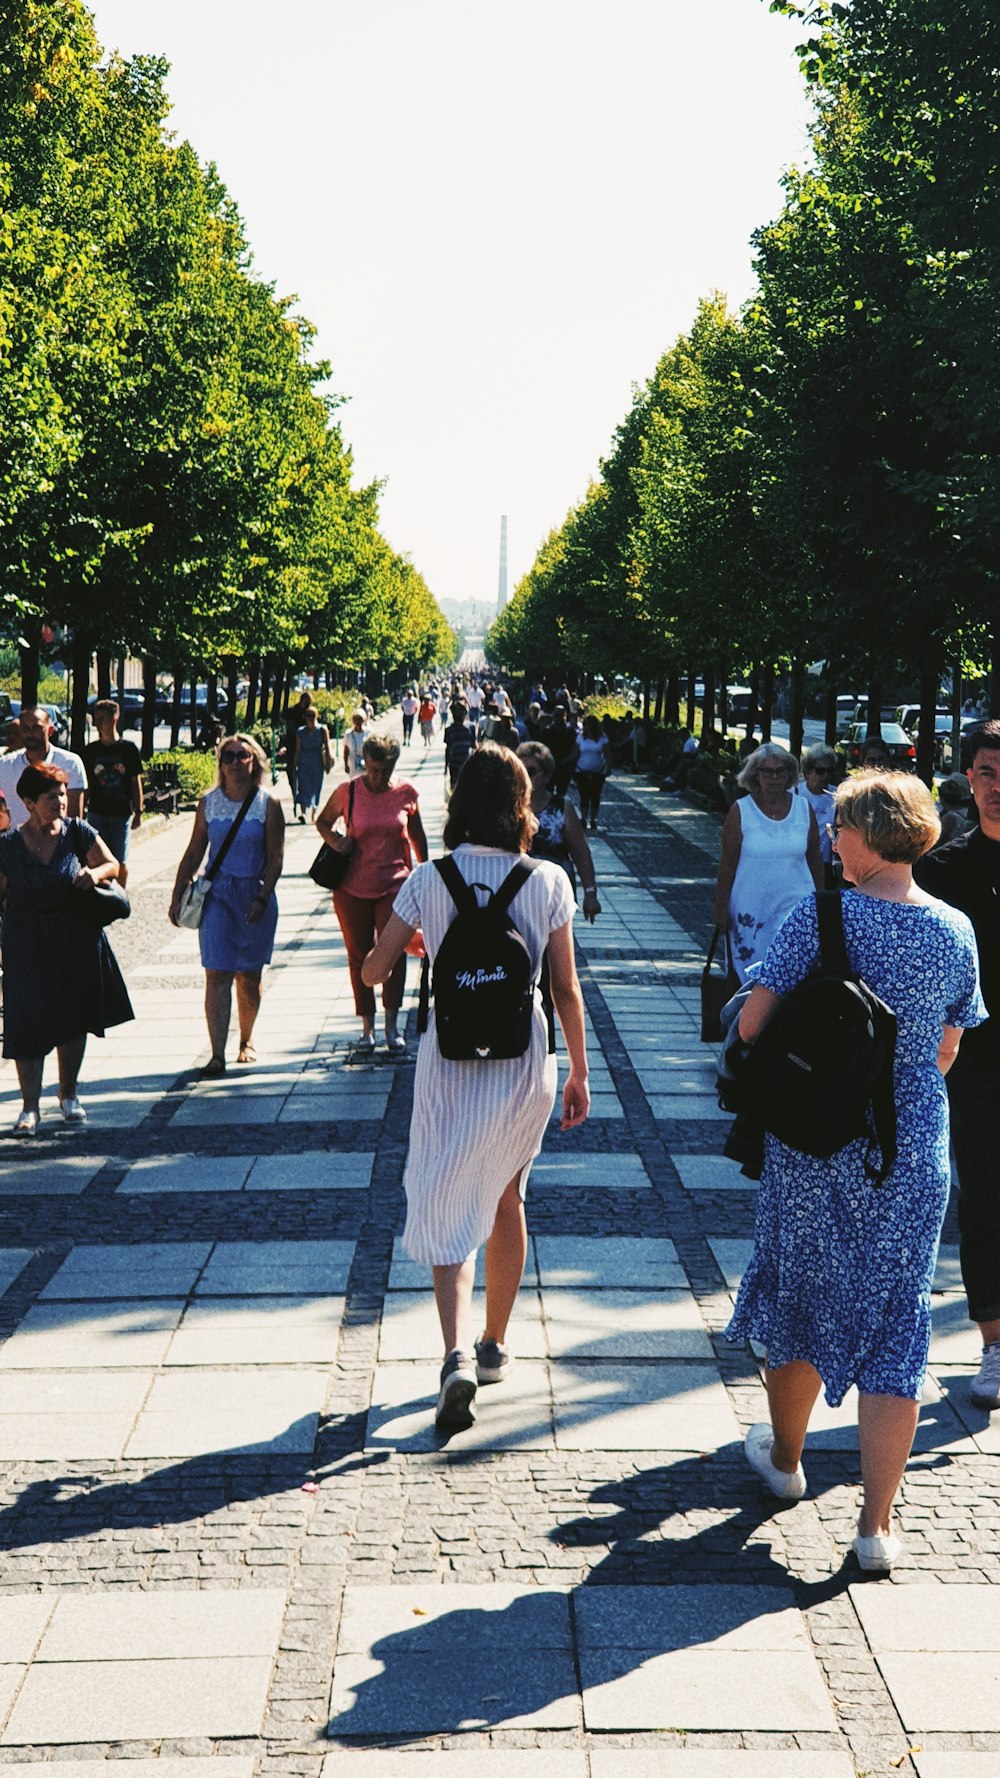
[258,656,272,723]
[759,662,774,742]
[824,678,838,747]
[642,678,652,723]
[866,675,883,739]
[225,659,239,735]
[117,655,128,706]
[789,659,806,760]
[702,668,716,737]
[271,660,286,720]
[170,665,183,750]
[664,671,679,726]
[654,675,665,724]
[718,675,729,736]
[207,675,218,719]
[95,648,112,700]
[189,673,199,745]
[685,664,696,731]
[245,657,259,727]
[70,630,91,754]
[19,621,41,706]
[991,621,1000,716]
[141,657,157,759]
[915,662,938,786]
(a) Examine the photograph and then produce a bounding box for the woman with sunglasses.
[714,742,825,984]
[169,734,285,1074]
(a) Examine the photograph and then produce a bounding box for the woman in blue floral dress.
[728,771,985,1571]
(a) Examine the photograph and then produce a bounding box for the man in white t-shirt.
[400,690,419,746]
[0,705,86,824]
[343,709,370,778]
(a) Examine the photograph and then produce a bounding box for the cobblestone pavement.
[0,737,996,1778]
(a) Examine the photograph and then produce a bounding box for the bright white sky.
[88,0,810,610]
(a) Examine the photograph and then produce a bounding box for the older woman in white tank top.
[714,742,824,984]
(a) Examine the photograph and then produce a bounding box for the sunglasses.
[825,821,844,841]
[220,750,253,765]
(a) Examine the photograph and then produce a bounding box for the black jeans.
[576,772,604,823]
[948,1041,1000,1325]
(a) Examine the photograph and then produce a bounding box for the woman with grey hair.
[796,745,839,878]
[316,733,428,1052]
[714,742,824,983]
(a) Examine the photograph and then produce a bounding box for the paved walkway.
[0,743,996,1778]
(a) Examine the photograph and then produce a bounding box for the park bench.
[145,760,181,816]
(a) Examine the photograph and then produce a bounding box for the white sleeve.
[547,862,576,932]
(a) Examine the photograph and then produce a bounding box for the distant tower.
[496,514,508,613]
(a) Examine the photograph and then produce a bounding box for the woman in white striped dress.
[362,743,590,1433]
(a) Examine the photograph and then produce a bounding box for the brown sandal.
[236,1044,257,1065]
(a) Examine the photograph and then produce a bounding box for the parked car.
[153,684,229,724]
[834,694,861,739]
[837,721,917,770]
[939,717,987,773]
[896,704,950,738]
[87,692,147,731]
[851,702,900,730]
[4,699,69,745]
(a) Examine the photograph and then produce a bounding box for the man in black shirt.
[82,699,144,888]
[443,702,476,791]
[915,721,1000,1406]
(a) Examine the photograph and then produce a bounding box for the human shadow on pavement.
[326,1452,851,1741]
[0,1432,388,1552]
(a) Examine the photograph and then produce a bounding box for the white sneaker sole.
[435,1373,477,1432]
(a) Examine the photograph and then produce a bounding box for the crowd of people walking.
[1,677,998,1578]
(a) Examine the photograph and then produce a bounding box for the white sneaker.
[744,1422,807,1500]
[13,1109,38,1137]
[971,1341,1000,1410]
[853,1523,903,1573]
[59,1097,87,1125]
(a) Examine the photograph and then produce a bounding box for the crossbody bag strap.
[346,778,355,831]
[205,786,257,883]
[815,889,850,977]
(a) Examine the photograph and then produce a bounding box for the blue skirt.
[199,874,278,973]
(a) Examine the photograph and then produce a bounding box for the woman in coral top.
[316,733,428,1053]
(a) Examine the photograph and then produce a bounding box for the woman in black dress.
[0,762,133,1135]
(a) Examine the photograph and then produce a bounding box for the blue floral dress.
[726,891,986,1403]
[199,787,279,974]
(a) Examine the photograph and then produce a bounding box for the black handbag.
[701,926,737,1043]
[75,879,131,927]
[309,781,355,891]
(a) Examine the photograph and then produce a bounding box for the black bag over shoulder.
[417,855,555,1061]
[717,891,898,1185]
[309,780,355,891]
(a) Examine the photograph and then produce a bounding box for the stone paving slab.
[37,1587,285,1658]
[378,1292,545,1362]
[0,1153,108,1195]
[913,1759,1000,1778]
[674,1154,757,1191]
[322,1756,588,1778]
[0,1596,55,1660]
[125,1367,326,1456]
[2,1653,275,1743]
[388,1242,493,1291]
[248,1150,375,1190]
[872,1653,1000,1730]
[550,1360,741,1452]
[591,1758,856,1778]
[40,1241,212,1298]
[580,1646,837,1730]
[367,1360,555,1452]
[328,1650,580,1732]
[0,1300,183,1369]
[336,1583,571,1651]
[851,1581,1000,1650]
[574,1584,809,1649]
[196,1238,356,1293]
[542,1288,713,1359]
[534,1236,687,1289]
[120,1153,255,1193]
[165,1294,346,1365]
[0,1370,152,1459]
[531,1154,652,1190]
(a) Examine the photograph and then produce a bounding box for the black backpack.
[718,892,898,1185]
[417,856,555,1061]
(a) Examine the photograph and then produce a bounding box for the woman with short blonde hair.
[728,769,984,1572]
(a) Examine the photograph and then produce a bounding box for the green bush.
[148,748,216,806]
[580,692,633,722]
[0,671,69,706]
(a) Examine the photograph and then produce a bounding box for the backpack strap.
[433,853,479,915]
[815,889,851,977]
[488,859,533,918]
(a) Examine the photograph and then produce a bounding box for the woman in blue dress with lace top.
[727,771,985,1573]
[169,735,284,1075]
